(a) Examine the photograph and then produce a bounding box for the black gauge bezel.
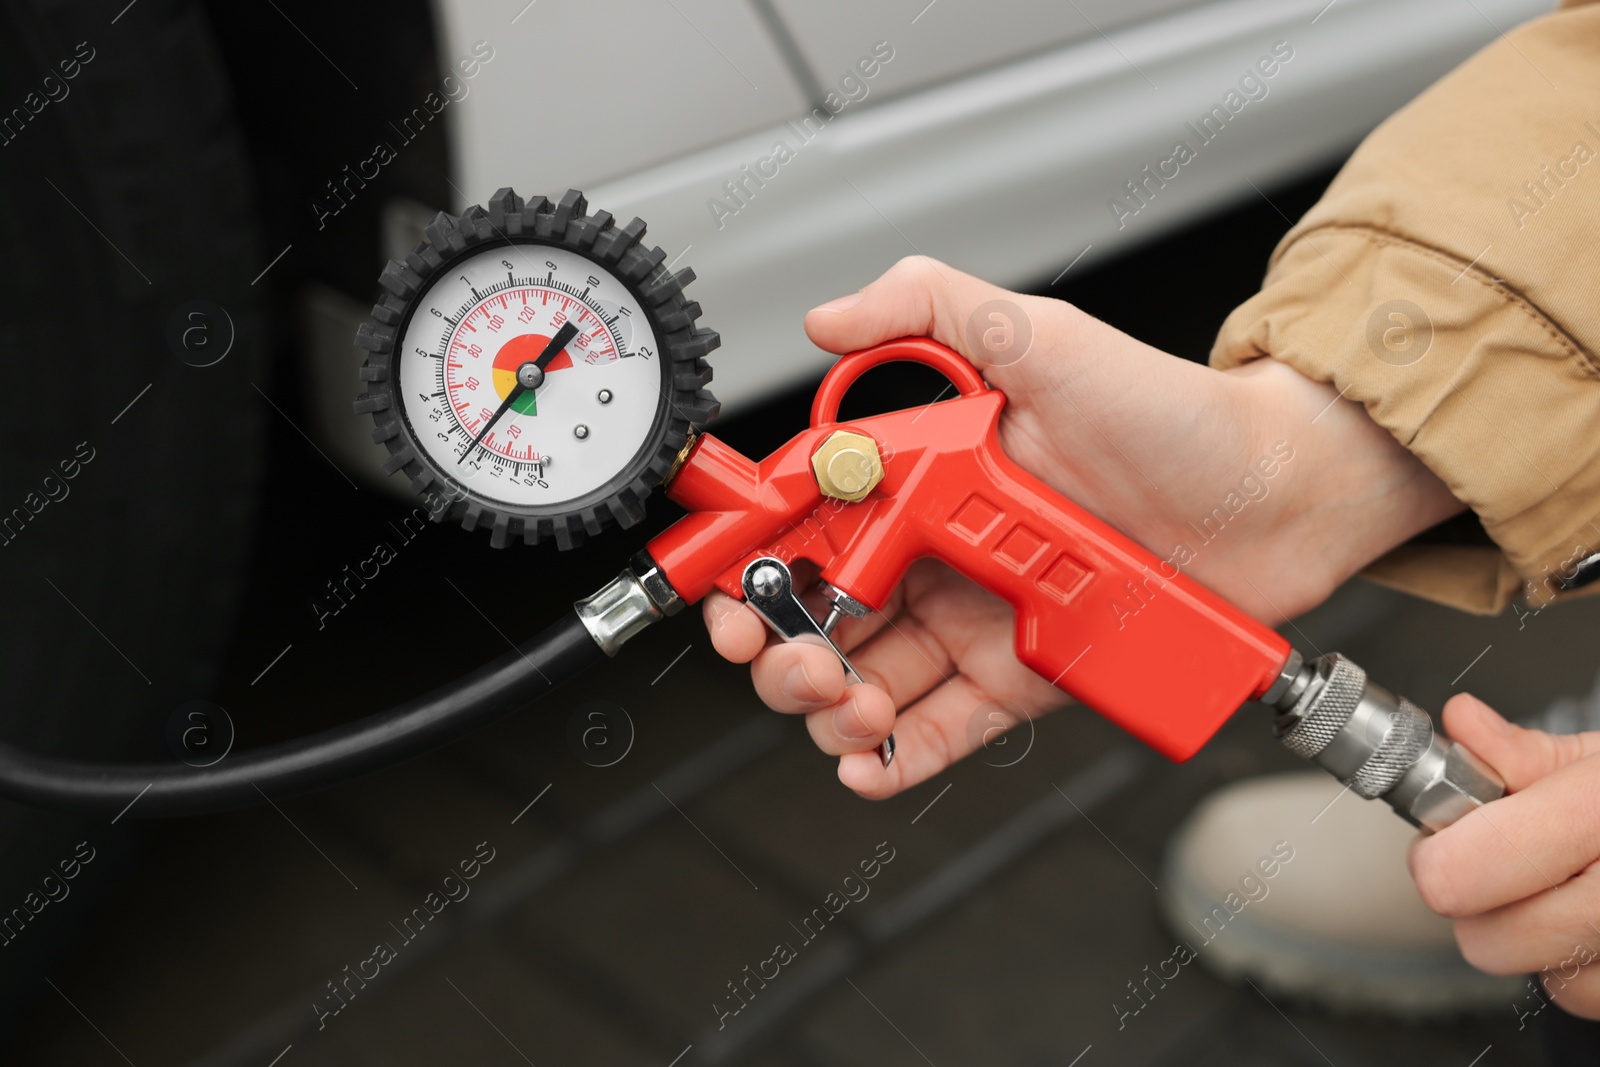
[391,240,668,521]
[354,189,719,549]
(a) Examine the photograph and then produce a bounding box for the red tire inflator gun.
[588,338,1503,833]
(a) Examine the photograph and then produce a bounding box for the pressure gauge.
[354,188,719,548]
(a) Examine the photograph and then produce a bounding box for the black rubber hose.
[0,610,605,818]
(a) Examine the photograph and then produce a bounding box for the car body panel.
[311,0,1550,487]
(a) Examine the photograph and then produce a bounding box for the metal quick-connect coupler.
[1265,652,1505,833]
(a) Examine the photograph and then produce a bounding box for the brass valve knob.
[811,430,884,503]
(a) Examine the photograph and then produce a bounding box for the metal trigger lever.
[741,557,896,769]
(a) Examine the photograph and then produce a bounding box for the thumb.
[1441,693,1600,792]
[803,255,1053,386]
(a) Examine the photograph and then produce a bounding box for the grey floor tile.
[510,821,818,1035]
[316,936,656,1066]
[10,807,419,1065]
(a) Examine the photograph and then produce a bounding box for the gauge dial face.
[395,245,662,509]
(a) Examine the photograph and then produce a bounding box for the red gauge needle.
[458,321,578,465]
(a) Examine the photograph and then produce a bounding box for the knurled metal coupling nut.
[812,431,884,503]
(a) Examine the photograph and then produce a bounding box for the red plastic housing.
[645,338,1290,761]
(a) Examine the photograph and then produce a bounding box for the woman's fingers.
[706,559,1064,790]
[1409,700,1600,920]
[804,256,970,355]
[703,592,769,664]
[703,569,902,667]
[847,607,952,712]
[1411,754,1600,918]
[790,604,960,757]
[751,641,849,713]
[836,673,1011,798]
[1541,952,1600,1021]
[803,256,1055,394]
[1449,861,1600,1018]
[704,603,893,754]
[803,682,898,756]
[746,599,954,712]
[1403,695,1600,1022]
[1442,694,1600,792]
[1451,863,1600,975]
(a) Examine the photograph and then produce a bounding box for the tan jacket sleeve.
[1211,0,1600,614]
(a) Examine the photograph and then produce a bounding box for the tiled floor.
[9,565,1593,1065]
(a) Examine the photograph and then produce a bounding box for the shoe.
[1157,770,1521,1017]
[1525,669,1600,737]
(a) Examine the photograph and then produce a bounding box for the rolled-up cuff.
[1211,225,1600,614]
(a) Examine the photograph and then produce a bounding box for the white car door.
[308,0,1551,485]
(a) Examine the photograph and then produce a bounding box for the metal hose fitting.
[1267,653,1505,833]
[574,552,684,657]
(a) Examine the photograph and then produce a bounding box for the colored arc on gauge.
[491,332,574,416]
[456,323,577,465]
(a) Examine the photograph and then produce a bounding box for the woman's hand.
[705,256,1462,798]
[1410,697,1600,1020]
